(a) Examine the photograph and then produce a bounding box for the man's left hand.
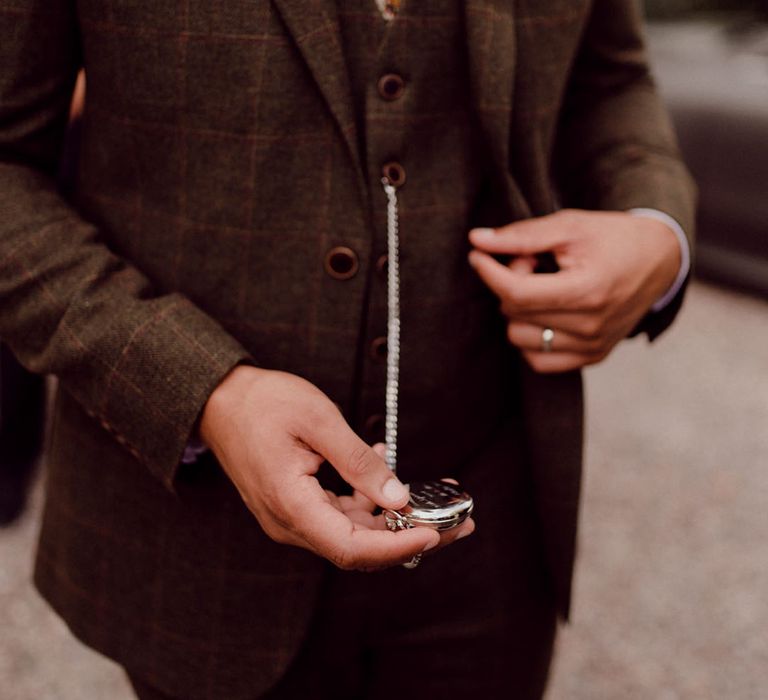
[468,209,681,374]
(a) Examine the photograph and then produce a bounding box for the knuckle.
[261,520,289,545]
[345,443,373,478]
[583,354,606,369]
[259,484,299,531]
[268,502,293,531]
[263,501,294,535]
[305,400,337,431]
[242,493,261,515]
[504,286,524,307]
[586,339,606,356]
[583,284,608,311]
[583,317,604,340]
[328,546,357,571]
[258,482,284,513]
[556,208,578,225]
[510,279,529,301]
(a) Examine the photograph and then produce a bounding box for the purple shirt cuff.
[182,438,209,465]
[629,208,691,313]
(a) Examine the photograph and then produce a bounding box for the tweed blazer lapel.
[464,0,532,219]
[272,0,367,201]
[465,0,593,616]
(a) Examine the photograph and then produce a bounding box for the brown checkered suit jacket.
[0,0,695,697]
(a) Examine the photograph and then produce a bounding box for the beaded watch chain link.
[382,179,401,474]
[376,0,402,21]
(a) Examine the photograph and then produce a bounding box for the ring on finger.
[402,553,422,569]
[541,327,555,353]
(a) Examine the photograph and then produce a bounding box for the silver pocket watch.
[383,480,474,533]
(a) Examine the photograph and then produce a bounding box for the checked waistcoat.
[333,0,521,481]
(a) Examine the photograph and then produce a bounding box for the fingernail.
[382,478,408,504]
[423,537,439,552]
[457,527,473,540]
[469,227,495,241]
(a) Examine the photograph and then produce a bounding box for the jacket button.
[370,337,387,361]
[376,254,388,276]
[365,414,385,441]
[324,246,359,280]
[382,161,406,188]
[377,73,405,101]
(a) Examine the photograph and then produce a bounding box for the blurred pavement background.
[547,282,768,699]
[1,280,767,699]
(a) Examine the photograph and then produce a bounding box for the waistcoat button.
[324,246,359,280]
[376,254,388,276]
[377,73,405,101]
[382,161,406,188]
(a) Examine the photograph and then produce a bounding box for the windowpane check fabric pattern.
[0,1,695,698]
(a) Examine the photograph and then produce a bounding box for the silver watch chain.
[382,179,400,475]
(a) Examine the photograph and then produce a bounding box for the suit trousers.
[127,414,558,700]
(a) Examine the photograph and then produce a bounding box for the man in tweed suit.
[0,0,694,698]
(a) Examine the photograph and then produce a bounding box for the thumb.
[305,416,410,511]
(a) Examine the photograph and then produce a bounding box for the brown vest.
[333,0,521,483]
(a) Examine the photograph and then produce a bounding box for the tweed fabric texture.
[131,409,557,700]
[0,1,695,698]
[335,0,518,476]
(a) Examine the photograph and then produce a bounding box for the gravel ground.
[1,281,766,699]
[548,282,768,700]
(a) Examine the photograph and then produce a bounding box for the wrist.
[199,364,264,450]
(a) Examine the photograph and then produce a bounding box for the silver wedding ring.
[541,327,555,353]
[403,553,422,570]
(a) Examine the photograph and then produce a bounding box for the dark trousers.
[128,418,558,699]
[0,344,45,523]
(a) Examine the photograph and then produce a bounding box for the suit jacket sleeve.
[0,1,252,488]
[553,0,697,340]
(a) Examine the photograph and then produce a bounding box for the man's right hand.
[199,365,473,571]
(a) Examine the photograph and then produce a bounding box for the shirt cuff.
[629,208,691,313]
[182,438,209,465]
